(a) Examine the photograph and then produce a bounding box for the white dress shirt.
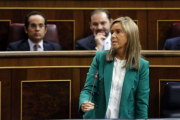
[103,33,111,50]
[28,39,44,51]
[105,57,126,118]
[95,33,111,50]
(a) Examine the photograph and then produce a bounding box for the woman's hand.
[81,101,95,112]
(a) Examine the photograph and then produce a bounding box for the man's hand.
[81,101,95,112]
[94,32,106,50]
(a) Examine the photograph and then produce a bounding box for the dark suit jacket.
[75,35,96,50]
[163,37,180,50]
[6,39,61,51]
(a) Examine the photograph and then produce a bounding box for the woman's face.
[111,22,127,51]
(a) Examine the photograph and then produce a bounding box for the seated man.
[75,9,112,50]
[163,37,180,50]
[7,11,61,51]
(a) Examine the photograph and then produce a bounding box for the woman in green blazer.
[79,16,150,119]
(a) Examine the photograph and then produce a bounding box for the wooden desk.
[0,50,180,120]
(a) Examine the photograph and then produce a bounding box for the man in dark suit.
[7,11,61,51]
[163,37,180,50]
[75,9,112,50]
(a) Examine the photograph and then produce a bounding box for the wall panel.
[0,70,11,120]
[1,1,180,8]
[47,20,74,50]
[12,69,27,120]
[148,10,180,50]
[21,80,71,119]
[149,67,180,117]
[0,21,10,50]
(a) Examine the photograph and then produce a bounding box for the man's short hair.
[89,9,111,22]
[25,11,47,28]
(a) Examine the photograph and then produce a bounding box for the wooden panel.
[0,21,10,50]
[21,80,71,119]
[0,10,20,23]
[158,21,174,50]
[47,21,74,50]
[72,69,80,118]
[149,67,180,118]
[83,10,92,38]
[0,51,180,119]
[74,10,84,50]
[0,57,93,67]
[0,70,11,120]
[27,68,81,118]
[11,68,82,119]
[0,10,21,50]
[0,1,147,7]
[12,69,27,120]
[27,68,74,80]
[1,1,180,8]
[137,10,148,50]
[158,20,180,50]
[148,10,180,50]
[20,10,74,21]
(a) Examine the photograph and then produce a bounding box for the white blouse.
[105,57,126,118]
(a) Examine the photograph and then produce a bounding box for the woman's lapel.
[119,66,136,114]
[104,61,136,115]
[104,61,114,110]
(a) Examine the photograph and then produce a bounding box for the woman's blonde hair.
[106,16,141,70]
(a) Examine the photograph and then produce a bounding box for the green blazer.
[79,51,150,119]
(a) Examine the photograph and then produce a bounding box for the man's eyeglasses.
[29,24,45,29]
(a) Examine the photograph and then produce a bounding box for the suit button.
[96,105,98,107]
[131,98,133,101]
[128,111,131,114]
[132,86,134,89]
[97,92,100,95]
[99,79,101,82]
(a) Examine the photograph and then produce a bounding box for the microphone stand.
[84,70,98,119]
[88,70,98,101]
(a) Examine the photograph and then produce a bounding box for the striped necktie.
[34,44,39,51]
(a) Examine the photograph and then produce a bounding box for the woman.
[79,16,150,119]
